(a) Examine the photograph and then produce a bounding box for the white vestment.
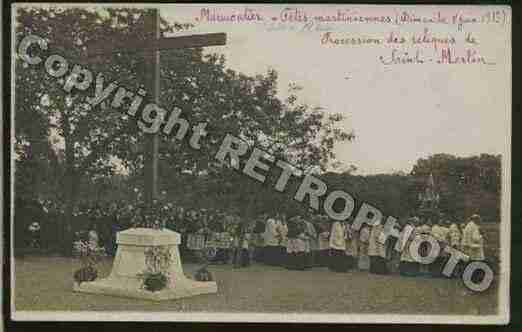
[431,225,450,244]
[329,222,346,250]
[461,221,485,260]
[368,224,386,258]
[448,223,461,248]
[263,218,279,246]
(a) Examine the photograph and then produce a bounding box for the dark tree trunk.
[61,114,76,257]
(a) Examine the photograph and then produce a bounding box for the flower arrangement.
[137,246,172,292]
[72,240,105,285]
[194,263,213,282]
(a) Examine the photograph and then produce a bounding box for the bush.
[141,272,169,292]
[73,266,98,285]
[195,266,213,282]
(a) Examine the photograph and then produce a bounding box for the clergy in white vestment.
[461,214,485,261]
[368,223,388,275]
[461,214,487,283]
[328,221,350,272]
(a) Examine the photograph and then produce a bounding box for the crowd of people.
[248,212,487,279]
[24,198,488,279]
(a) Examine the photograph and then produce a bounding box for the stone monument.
[417,173,440,222]
[74,228,217,301]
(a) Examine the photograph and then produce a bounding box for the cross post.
[143,10,160,205]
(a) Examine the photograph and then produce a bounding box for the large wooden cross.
[88,9,226,206]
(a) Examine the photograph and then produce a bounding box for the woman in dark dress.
[316,217,330,267]
[285,216,307,270]
[252,216,266,263]
[232,222,251,268]
[399,217,421,277]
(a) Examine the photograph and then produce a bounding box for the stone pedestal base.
[74,228,217,301]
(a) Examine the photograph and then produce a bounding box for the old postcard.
[9,3,511,324]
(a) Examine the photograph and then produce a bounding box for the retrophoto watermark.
[10,3,511,324]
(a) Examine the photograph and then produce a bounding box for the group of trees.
[327,153,501,223]
[410,153,501,222]
[14,7,353,253]
[179,153,502,223]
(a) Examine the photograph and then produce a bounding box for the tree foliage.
[15,7,353,229]
[320,153,501,223]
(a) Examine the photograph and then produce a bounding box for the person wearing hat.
[399,217,421,277]
[461,214,485,262]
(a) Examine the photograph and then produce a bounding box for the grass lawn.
[14,255,498,315]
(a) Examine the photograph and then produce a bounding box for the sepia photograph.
[9,3,511,324]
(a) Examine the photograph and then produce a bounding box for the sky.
[160,4,511,175]
[15,4,511,175]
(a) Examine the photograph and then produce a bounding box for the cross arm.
[87,32,227,56]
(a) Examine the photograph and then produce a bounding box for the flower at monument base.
[72,239,105,285]
[194,264,213,282]
[138,246,173,292]
[73,266,98,285]
[140,272,169,292]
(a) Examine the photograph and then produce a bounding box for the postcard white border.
[9,2,512,325]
